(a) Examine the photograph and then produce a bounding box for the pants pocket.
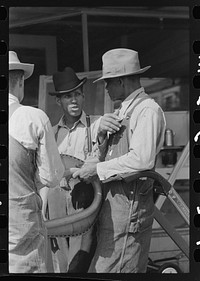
[129,212,154,233]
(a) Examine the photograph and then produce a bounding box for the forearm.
[96,149,155,181]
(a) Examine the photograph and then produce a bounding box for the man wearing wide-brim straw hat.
[73,48,166,273]
[9,51,66,273]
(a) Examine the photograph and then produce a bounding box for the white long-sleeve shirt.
[97,87,166,181]
[9,93,65,189]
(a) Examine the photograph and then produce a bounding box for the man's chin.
[70,111,81,117]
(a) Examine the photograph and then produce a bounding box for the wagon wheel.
[158,262,182,273]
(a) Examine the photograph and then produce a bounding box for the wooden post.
[81,13,89,72]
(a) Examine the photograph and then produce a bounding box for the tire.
[158,262,182,273]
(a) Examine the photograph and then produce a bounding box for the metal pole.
[81,13,89,72]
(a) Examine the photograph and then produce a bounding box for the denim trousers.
[88,178,154,273]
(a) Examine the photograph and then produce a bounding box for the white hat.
[9,51,34,80]
[94,48,151,83]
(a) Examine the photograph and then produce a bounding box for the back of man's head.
[9,70,24,92]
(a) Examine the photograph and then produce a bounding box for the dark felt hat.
[49,67,87,96]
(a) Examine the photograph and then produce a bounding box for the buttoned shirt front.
[54,111,101,161]
[9,93,64,189]
[97,87,166,181]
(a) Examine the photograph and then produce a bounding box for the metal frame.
[155,142,190,225]
[114,169,189,259]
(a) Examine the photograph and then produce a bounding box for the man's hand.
[85,155,100,164]
[63,167,80,180]
[72,163,97,183]
[99,112,121,135]
[98,112,122,144]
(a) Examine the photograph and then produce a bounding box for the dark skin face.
[56,88,85,126]
[104,77,125,102]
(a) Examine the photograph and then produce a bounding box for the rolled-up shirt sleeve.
[97,107,165,181]
[35,119,65,188]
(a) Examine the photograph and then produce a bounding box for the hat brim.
[49,77,87,96]
[93,66,151,83]
[9,63,34,80]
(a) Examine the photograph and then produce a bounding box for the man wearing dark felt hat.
[44,67,101,273]
[49,67,87,97]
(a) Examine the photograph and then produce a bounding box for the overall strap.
[86,115,92,153]
[54,125,60,142]
[105,95,151,161]
[54,115,92,154]
[125,94,150,121]
[125,95,152,146]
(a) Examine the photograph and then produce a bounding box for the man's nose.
[71,94,77,102]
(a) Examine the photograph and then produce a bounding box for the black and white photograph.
[8,5,190,276]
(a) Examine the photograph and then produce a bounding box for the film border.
[1,1,200,280]
[0,2,8,275]
[190,1,200,277]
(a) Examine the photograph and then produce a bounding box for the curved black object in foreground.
[45,179,102,237]
[45,154,102,238]
[45,169,170,238]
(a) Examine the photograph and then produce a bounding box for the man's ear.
[56,96,61,106]
[19,75,24,88]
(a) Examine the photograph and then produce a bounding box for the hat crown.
[50,67,87,95]
[9,51,21,64]
[9,51,34,79]
[93,48,151,83]
[102,48,141,76]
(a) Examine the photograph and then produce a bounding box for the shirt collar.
[119,87,145,119]
[57,110,87,129]
[9,93,20,105]
[123,87,145,103]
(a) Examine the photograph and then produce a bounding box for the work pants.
[88,178,154,273]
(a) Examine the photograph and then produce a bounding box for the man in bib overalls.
[73,48,166,273]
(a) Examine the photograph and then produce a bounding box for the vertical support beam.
[81,12,89,72]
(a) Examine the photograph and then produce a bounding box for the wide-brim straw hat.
[49,67,87,96]
[9,51,34,80]
[93,48,151,83]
